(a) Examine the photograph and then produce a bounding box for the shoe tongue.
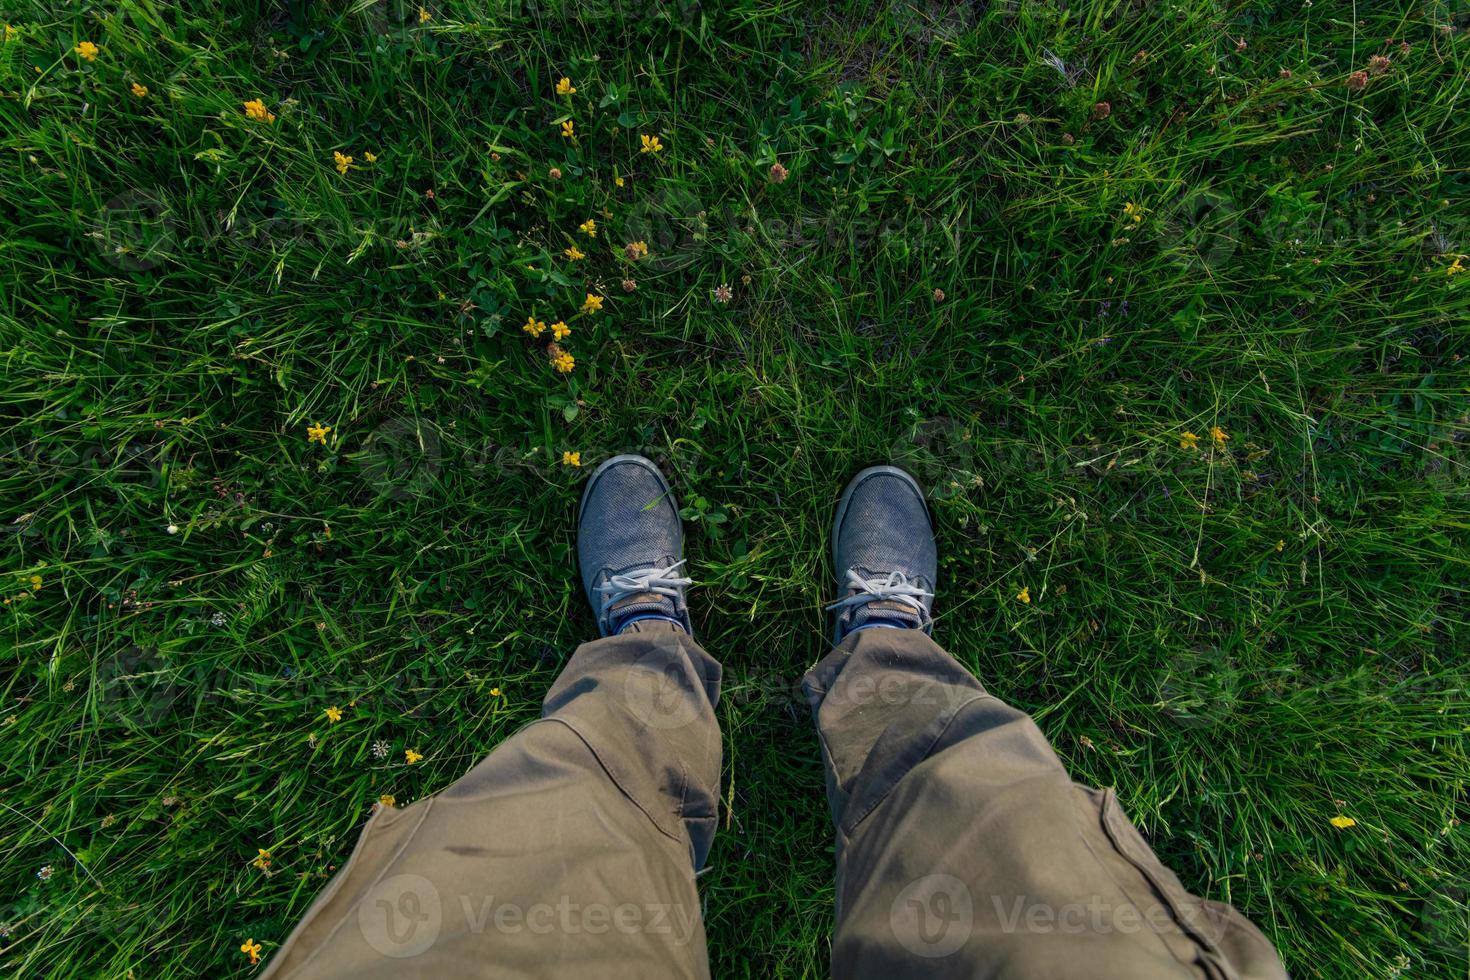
[608,591,679,628]
[849,598,922,630]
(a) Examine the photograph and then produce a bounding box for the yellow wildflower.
[563,245,585,261]
[578,218,597,237]
[378,794,396,807]
[29,575,42,591]
[251,848,271,870]
[75,41,99,62]
[333,151,353,175]
[550,320,570,341]
[551,349,575,374]
[562,451,580,467]
[4,25,17,42]
[624,240,649,260]
[306,423,331,445]
[1179,431,1200,450]
[1329,815,1356,829]
[243,99,275,123]
[130,81,148,98]
[1123,201,1145,224]
[490,687,503,696]
[1016,586,1031,604]
[640,133,664,154]
[241,939,262,965]
[364,150,378,163]
[1449,257,1465,277]
[615,176,625,187]
[1275,539,1285,552]
[555,76,576,95]
[324,706,342,723]
[1209,425,1230,446]
[418,6,431,22]
[560,120,574,138]
[405,748,423,764]
[521,316,546,338]
[581,293,604,314]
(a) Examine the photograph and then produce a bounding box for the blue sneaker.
[826,465,937,644]
[577,454,693,636]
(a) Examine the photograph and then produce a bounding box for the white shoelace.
[825,569,933,626]
[596,559,693,622]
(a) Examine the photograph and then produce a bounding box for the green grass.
[2,1,1469,976]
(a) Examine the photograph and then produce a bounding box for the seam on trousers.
[1099,789,1238,978]
[539,716,689,849]
[278,795,438,977]
[1060,785,1202,974]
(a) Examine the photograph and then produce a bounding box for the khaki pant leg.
[803,627,1287,980]
[261,621,720,980]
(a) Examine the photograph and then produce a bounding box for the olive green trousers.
[260,621,1287,979]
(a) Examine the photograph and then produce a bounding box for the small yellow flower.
[324,706,342,723]
[562,452,580,467]
[4,24,17,42]
[1123,201,1145,224]
[521,316,546,338]
[563,245,585,261]
[578,218,597,238]
[241,939,262,965]
[1016,586,1031,604]
[490,686,503,696]
[1209,425,1230,446]
[75,41,99,62]
[29,575,42,590]
[551,350,575,374]
[550,320,570,341]
[615,176,625,187]
[1329,815,1357,829]
[306,423,331,445]
[405,748,423,764]
[251,848,271,870]
[333,151,353,175]
[561,120,575,139]
[624,240,649,260]
[243,99,275,123]
[418,6,431,22]
[555,76,576,95]
[1275,539,1285,552]
[364,150,378,163]
[130,81,148,98]
[1179,431,1200,450]
[1449,257,1465,277]
[581,293,604,315]
[640,133,664,154]
[378,793,396,807]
